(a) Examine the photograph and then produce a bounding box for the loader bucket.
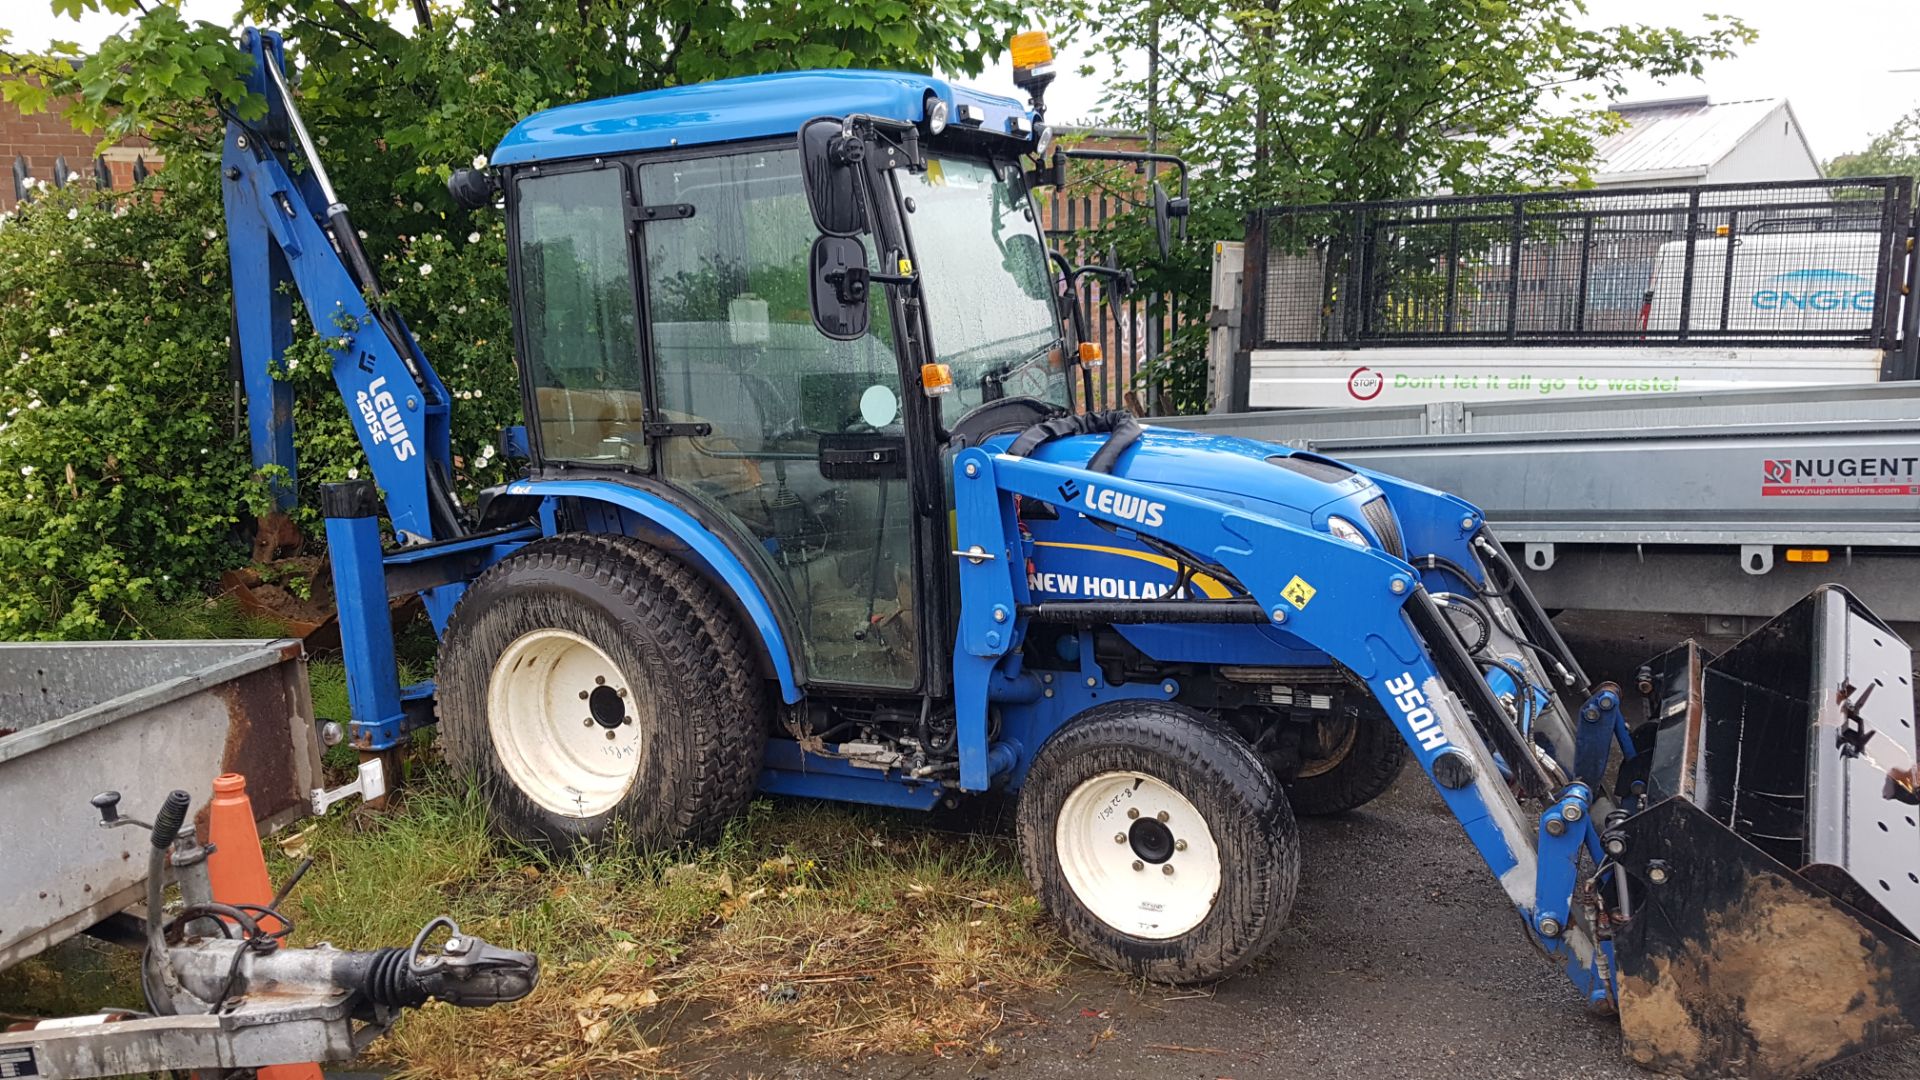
[1610,586,1920,1080]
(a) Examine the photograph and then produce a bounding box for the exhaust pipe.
[1611,586,1920,1079]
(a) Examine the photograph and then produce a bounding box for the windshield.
[899,156,1066,425]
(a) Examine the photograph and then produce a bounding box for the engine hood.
[996,424,1398,550]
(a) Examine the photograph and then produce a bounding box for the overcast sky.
[6,1,1918,162]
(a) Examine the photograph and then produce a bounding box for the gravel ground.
[709,612,1920,1080]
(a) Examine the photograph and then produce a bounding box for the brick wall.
[0,96,159,212]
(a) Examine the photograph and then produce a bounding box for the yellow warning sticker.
[1282,575,1317,610]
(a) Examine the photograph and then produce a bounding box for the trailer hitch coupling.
[1612,586,1920,1079]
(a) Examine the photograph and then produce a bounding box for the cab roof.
[490,69,1030,167]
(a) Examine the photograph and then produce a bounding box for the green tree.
[0,0,1025,637]
[1064,0,1754,412]
[1828,107,1920,184]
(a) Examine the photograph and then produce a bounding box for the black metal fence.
[9,152,153,207]
[1243,177,1918,351]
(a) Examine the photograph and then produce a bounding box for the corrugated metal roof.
[1592,97,1786,180]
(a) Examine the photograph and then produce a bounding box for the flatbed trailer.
[1166,381,1920,631]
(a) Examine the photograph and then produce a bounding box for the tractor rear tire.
[1284,707,1406,817]
[437,533,765,848]
[1016,701,1299,984]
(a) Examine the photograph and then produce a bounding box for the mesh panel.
[1247,177,1914,349]
[1361,495,1404,559]
[1267,454,1356,483]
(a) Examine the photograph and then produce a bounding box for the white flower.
[19,465,33,476]
[347,467,360,480]
[472,154,487,170]
[66,171,79,183]
[467,231,481,244]
[418,263,433,277]
[286,358,299,372]
[204,228,217,240]
[357,229,368,240]
[5,407,16,418]
[66,208,78,220]
[473,389,483,399]
[411,201,423,213]
[27,399,42,409]
[141,261,151,272]
[112,205,127,218]
[46,327,63,339]
[317,135,328,146]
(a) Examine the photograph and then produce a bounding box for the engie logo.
[1384,673,1450,753]
[1751,269,1874,313]
[1083,484,1166,528]
[1347,365,1384,401]
[356,376,417,462]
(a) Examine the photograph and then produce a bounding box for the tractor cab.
[470,62,1093,694]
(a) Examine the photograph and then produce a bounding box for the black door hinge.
[643,420,712,439]
[630,202,695,222]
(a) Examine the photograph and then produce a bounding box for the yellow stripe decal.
[1031,541,1231,600]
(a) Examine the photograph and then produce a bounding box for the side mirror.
[1150,181,1173,260]
[448,168,497,210]
[808,234,872,341]
[799,118,868,236]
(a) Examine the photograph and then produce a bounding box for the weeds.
[267,771,1063,1077]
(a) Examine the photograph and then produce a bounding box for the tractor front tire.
[437,534,764,848]
[1016,701,1299,984]
[1284,707,1406,817]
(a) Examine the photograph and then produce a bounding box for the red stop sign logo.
[1348,366,1384,401]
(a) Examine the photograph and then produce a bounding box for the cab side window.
[514,166,648,466]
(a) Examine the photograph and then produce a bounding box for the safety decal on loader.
[1281,575,1316,610]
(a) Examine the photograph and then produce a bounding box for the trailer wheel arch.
[503,478,804,704]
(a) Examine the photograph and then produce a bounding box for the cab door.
[635,144,918,690]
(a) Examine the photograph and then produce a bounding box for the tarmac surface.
[722,612,1920,1080]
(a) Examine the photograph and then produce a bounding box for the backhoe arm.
[222,28,459,544]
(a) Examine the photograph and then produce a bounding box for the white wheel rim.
[487,628,641,818]
[1055,771,1222,939]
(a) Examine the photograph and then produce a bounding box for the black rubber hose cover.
[152,790,191,851]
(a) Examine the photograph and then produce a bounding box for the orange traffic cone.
[205,772,324,1080]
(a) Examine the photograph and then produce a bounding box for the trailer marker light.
[1785,548,1829,563]
[1078,342,1104,368]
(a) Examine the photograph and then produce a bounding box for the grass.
[4,595,1068,1072]
[269,769,1064,1076]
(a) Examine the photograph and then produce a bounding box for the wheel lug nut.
[583,717,594,727]
[623,716,633,726]
[595,676,606,685]
[605,730,616,741]
[1127,807,1140,819]
[1132,860,1144,872]
[1162,864,1174,876]
[617,687,628,698]
[1174,839,1187,851]
[579,690,590,700]
[1156,811,1169,822]
[1114,833,1127,844]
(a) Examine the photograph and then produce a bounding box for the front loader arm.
[222,29,455,544]
[951,446,1616,1006]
